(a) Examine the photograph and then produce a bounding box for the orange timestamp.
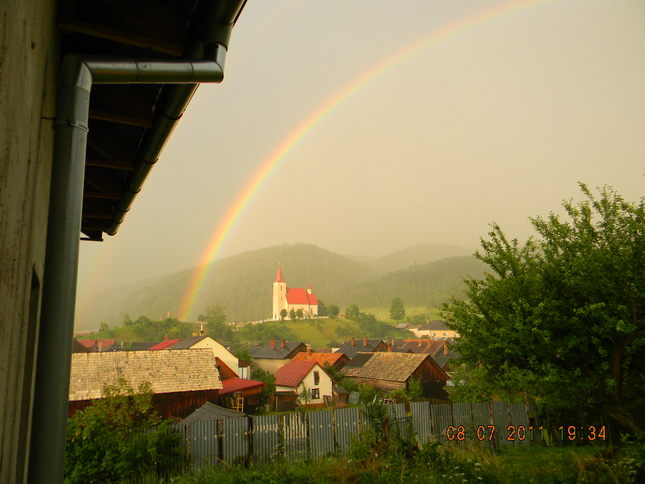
[445,425,544,441]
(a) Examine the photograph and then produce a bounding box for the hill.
[76,243,483,331]
[76,243,378,329]
[338,256,487,308]
[371,243,472,273]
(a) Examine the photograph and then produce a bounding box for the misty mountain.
[337,256,486,308]
[76,243,483,330]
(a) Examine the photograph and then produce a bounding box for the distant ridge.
[75,242,481,330]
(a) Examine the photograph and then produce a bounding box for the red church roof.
[275,264,284,282]
[286,287,318,305]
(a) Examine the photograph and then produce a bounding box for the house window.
[311,388,320,400]
[313,371,320,385]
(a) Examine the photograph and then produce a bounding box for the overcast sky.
[76,0,645,307]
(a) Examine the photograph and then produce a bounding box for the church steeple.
[275,263,284,283]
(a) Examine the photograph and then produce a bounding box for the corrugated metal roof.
[275,360,318,388]
[179,402,245,425]
[220,378,265,395]
[69,348,222,401]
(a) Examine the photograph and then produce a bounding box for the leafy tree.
[296,384,312,406]
[251,368,276,407]
[346,304,360,321]
[327,304,340,319]
[296,308,304,320]
[443,184,644,437]
[289,309,296,320]
[65,379,182,483]
[318,299,328,317]
[280,308,288,320]
[389,297,406,321]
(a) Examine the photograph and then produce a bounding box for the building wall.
[253,358,289,374]
[272,281,286,319]
[192,338,240,377]
[275,365,333,405]
[0,1,57,482]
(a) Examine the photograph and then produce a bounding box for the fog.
[76,0,645,311]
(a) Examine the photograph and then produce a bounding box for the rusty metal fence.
[162,401,538,471]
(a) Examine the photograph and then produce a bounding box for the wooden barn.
[340,352,449,400]
[68,348,222,419]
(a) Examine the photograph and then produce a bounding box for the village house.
[394,339,447,355]
[252,339,307,373]
[292,347,350,370]
[152,335,249,379]
[340,352,449,400]
[68,349,222,419]
[272,265,318,320]
[217,378,266,413]
[409,320,459,339]
[334,337,389,359]
[274,360,333,408]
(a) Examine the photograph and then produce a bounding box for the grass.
[361,306,443,323]
[142,442,644,483]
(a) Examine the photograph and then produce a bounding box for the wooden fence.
[166,401,538,471]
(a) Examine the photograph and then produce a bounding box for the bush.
[65,379,183,483]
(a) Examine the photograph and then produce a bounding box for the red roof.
[148,339,181,350]
[77,339,116,349]
[286,287,318,305]
[275,264,284,282]
[220,378,266,395]
[275,360,318,388]
[292,352,347,367]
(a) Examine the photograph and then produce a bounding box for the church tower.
[272,264,287,320]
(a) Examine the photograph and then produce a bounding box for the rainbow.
[178,0,557,320]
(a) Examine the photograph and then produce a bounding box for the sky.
[76,0,645,312]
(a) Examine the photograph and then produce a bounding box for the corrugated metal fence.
[165,401,537,471]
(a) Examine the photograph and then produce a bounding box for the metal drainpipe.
[28,48,227,483]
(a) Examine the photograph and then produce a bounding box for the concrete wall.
[0,1,57,482]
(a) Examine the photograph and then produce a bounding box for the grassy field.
[240,317,415,348]
[361,305,443,323]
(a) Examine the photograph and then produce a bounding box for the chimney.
[281,339,286,348]
[270,339,276,349]
[98,342,103,353]
[351,336,355,346]
[443,343,448,356]
[164,334,168,341]
[306,344,312,358]
[363,336,368,347]
[387,341,392,352]
[417,340,421,347]
[200,322,204,336]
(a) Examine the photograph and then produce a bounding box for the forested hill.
[76,242,481,330]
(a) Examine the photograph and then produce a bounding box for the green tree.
[280,308,288,320]
[443,184,644,437]
[289,308,296,320]
[199,305,234,343]
[328,304,340,319]
[318,299,328,317]
[65,379,182,483]
[389,297,406,321]
[251,367,276,407]
[296,308,304,320]
[346,304,360,321]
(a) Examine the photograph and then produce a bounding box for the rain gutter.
[29,1,246,481]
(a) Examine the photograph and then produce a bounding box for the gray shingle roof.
[69,349,222,401]
[170,336,208,349]
[252,341,306,359]
[334,339,385,358]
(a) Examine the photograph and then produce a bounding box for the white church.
[272,264,319,320]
